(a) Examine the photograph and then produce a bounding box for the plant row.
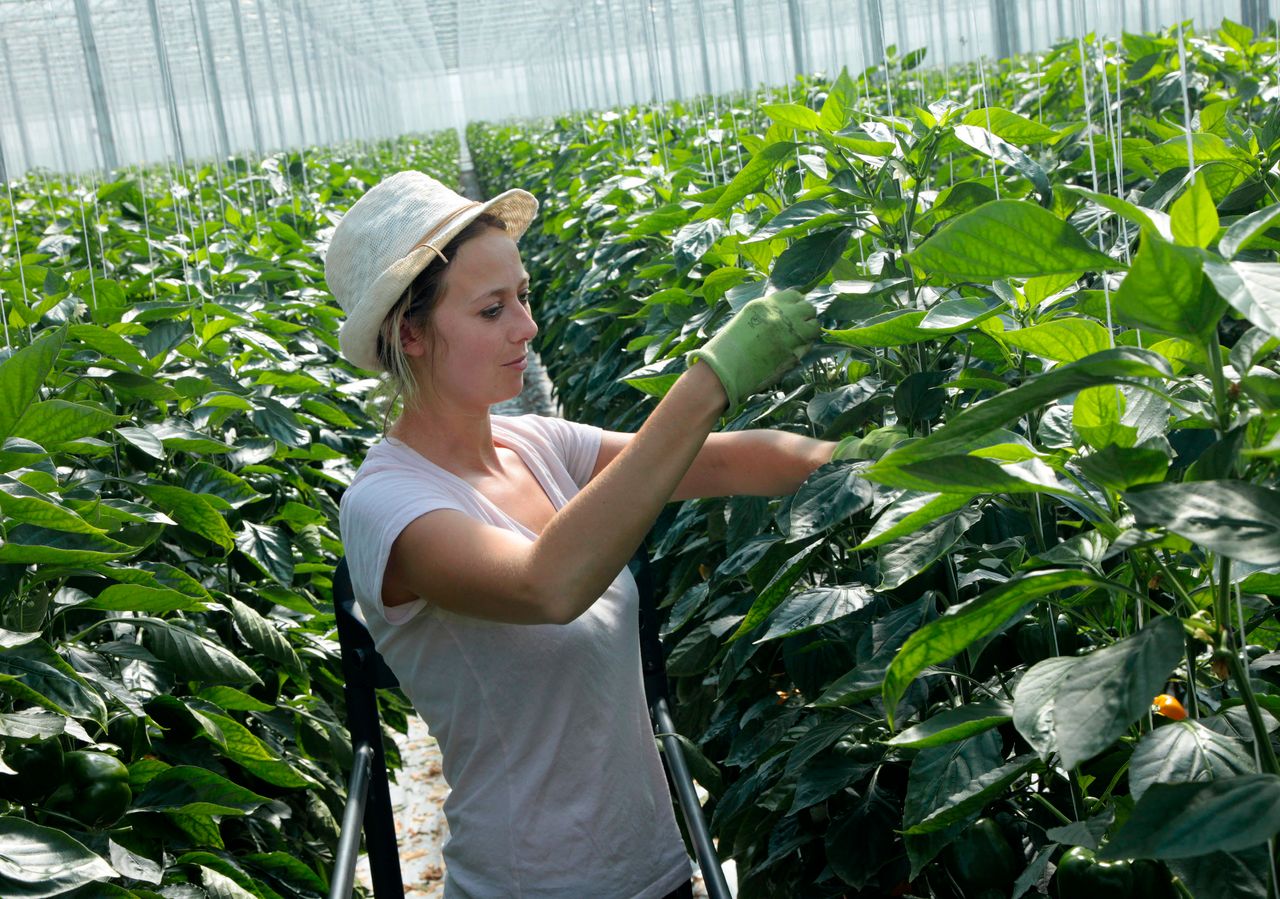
[0,132,458,896]
[470,19,1280,899]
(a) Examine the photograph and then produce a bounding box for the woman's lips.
[503,355,528,369]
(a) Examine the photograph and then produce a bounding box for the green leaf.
[142,621,263,687]
[883,570,1118,728]
[769,227,852,291]
[0,481,105,535]
[818,68,857,132]
[901,730,1000,876]
[1073,385,1137,448]
[697,142,795,220]
[1112,232,1221,338]
[755,585,875,643]
[185,462,265,509]
[855,491,972,550]
[1202,260,1280,339]
[81,584,209,613]
[67,323,150,371]
[887,699,1013,749]
[12,400,119,449]
[1013,616,1186,769]
[960,107,1059,143]
[728,542,822,643]
[134,764,269,815]
[814,596,932,707]
[904,753,1041,834]
[952,126,1052,202]
[0,525,138,564]
[136,484,235,551]
[878,508,981,591]
[202,711,310,788]
[1125,480,1280,566]
[1077,445,1169,492]
[1220,202,1280,259]
[867,454,1072,498]
[228,598,304,677]
[0,818,116,898]
[1169,847,1271,899]
[1171,179,1219,248]
[0,327,64,444]
[235,522,295,585]
[0,642,107,726]
[997,318,1113,362]
[1128,720,1258,801]
[1097,775,1280,860]
[762,103,822,132]
[907,199,1119,281]
[788,462,875,540]
[672,218,725,268]
[874,348,1171,466]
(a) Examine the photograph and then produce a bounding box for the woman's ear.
[400,317,430,358]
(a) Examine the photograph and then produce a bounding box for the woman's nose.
[515,302,538,341]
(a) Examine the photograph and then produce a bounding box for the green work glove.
[687,289,821,411]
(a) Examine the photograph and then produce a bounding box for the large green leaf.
[1013,616,1186,768]
[728,542,821,643]
[228,598,304,677]
[1124,480,1280,565]
[854,491,972,550]
[951,125,1052,202]
[142,621,263,687]
[996,318,1112,362]
[1220,202,1280,259]
[1097,775,1280,860]
[0,818,115,898]
[872,348,1171,466]
[755,585,875,643]
[960,107,1059,143]
[0,327,65,444]
[883,570,1118,727]
[1202,259,1280,339]
[906,199,1117,280]
[787,462,875,540]
[136,484,235,551]
[878,508,981,591]
[81,584,209,614]
[234,522,295,585]
[0,525,138,564]
[887,699,1013,749]
[12,400,119,448]
[769,227,852,291]
[1128,720,1257,800]
[901,730,1002,877]
[133,764,269,815]
[697,141,796,220]
[904,753,1041,834]
[1112,232,1221,338]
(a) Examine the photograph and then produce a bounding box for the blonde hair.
[374,213,509,432]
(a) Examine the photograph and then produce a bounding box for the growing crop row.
[471,20,1280,899]
[0,132,458,894]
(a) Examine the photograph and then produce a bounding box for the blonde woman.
[327,171,836,899]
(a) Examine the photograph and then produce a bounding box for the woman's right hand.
[686,288,821,412]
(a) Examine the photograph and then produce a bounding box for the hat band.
[411,200,484,263]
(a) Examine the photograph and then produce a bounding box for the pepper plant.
[471,18,1280,899]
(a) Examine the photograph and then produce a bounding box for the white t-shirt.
[338,414,692,899]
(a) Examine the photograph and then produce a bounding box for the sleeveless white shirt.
[339,414,692,898]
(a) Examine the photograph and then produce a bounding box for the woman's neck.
[387,399,504,479]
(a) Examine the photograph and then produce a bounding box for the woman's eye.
[481,305,502,319]
[517,292,530,306]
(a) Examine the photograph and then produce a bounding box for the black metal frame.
[328,551,732,899]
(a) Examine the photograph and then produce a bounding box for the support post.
[192,0,231,159]
[661,0,683,99]
[144,0,187,166]
[864,0,886,68]
[228,0,264,155]
[0,39,33,173]
[256,0,288,148]
[72,0,119,171]
[733,0,752,90]
[276,0,309,146]
[787,0,807,77]
[694,0,715,95]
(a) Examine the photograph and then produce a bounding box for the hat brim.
[339,188,539,372]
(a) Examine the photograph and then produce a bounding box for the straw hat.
[324,170,538,372]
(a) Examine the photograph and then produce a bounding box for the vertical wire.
[1176,19,1198,184]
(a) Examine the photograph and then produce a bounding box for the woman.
[327,171,838,899]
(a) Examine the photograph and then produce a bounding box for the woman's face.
[405,227,537,409]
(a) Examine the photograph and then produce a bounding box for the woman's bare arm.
[384,362,728,625]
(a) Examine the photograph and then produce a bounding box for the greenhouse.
[2,0,1280,896]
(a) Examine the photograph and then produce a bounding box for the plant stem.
[1215,556,1280,775]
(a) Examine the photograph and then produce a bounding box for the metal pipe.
[228,0,264,155]
[191,0,230,159]
[652,698,733,899]
[40,39,73,173]
[694,0,715,95]
[787,0,807,77]
[661,0,683,99]
[733,0,752,90]
[328,743,374,899]
[0,39,31,175]
[256,0,288,148]
[72,0,119,171]
[277,0,309,146]
[145,0,188,167]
